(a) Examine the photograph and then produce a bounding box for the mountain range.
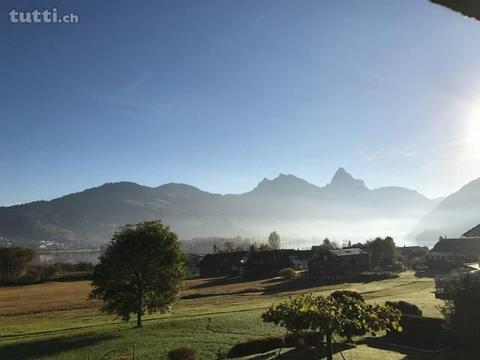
[0,168,454,248]
[410,177,480,245]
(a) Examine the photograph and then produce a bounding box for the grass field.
[0,271,446,359]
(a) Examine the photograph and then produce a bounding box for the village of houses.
[194,224,480,299]
[5,221,480,358]
[31,223,480,299]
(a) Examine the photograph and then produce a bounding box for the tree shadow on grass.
[191,276,255,289]
[361,336,448,360]
[181,287,263,300]
[262,278,322,295]
[245,344,354,360]
[278,344,354,360]
[262,278,344,295]
[191,276,270,289]
[414,269,445,279]
[0,333,118,360]
[262,276,397,295]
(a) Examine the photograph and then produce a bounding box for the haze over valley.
[0,167,458,249]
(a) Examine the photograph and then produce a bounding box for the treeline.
[366,236,427,271]
[328,236,427,271]
[315,236,397,269]
[208,234,428,271]
[0,246,94,285]
[217,231,281,253]
[183,232,282,254]
[0,246,35,284]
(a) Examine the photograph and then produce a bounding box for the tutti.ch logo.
[9,8,79,24]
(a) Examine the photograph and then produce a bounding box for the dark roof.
[431,238,480,254]
[395,246,427,250]
[329,248,366,257]
[308,248,368,264]
[197,251,248,267]
[289,249,315,260]
[197,249,314,268]
[463,224,480,238]
[246,249,313,263]
[431,0,480,21]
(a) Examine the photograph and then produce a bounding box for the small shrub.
[386,301,423,317]
[19,265,56,284]
[330,290,364,302]
[18,267,43,284]
[167,347,196,360]
[279,267,298,280]
[228,337,283,357]
[53,262,94,273]
[395,315,452,350]
[228,333,317,357]
[392,261,405,273]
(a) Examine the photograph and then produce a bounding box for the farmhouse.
[197,251,248,277]
[308,248,370,280]
[244,250,314,277]
[429,238,480,265]
[197,246,372,279]
[428,225,480,267]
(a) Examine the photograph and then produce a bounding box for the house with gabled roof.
[308,247,370,280]
[462,224,480,238]
[243,249,314,277]
[428,224,480,267]
[197,251,248,277]
[432,225,480,298]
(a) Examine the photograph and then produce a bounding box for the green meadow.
[0,272,445,359]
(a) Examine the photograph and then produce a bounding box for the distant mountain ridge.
[0,168,442,248]
[410,177,480,246]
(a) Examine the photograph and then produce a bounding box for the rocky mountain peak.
[327,168,368,193]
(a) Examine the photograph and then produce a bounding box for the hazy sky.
[2,0,480,206]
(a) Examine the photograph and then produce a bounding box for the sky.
[1,0,480,206]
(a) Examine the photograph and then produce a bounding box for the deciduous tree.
[0,246,35,283]
[90,220,185,327]
[268,231,281,250]
[367,236,396,268]
[440,272,480,348]
[262,292,401,360]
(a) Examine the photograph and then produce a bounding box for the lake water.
[35,249,102,265]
